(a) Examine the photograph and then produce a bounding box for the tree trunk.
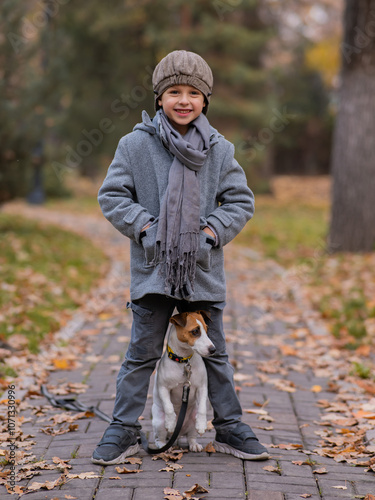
[329,0,375,252]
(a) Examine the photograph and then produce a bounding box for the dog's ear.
[170,312,188,327]
[197,310,211,325]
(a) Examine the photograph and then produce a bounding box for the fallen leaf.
[204,442,216,453]
[28,476,63,491]
[109,476,121,480]
[49,412,86,425]
[244,408,268,415]
[66,472,100,479]
[313,467,328,474]
[332,485,347,490]
[52,358,74,370]
[354,410,375,420]
[124,457,142,465]
[183,483,209,498]
[364,495,375,500]
[300,495,312,499]
[40,423,79,435]
[164,487,184,500]
[279,344,297,356]
[6,485,24,495]
[115,466,142,474]
[263,465,280,473]
[271,443,303,450]
[64,496,77,499]
[159,463,184,472]
[52,456,71,467]
[356,380,375,395]
[258,415,275,422]
[311,385,322,393]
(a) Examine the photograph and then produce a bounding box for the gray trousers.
[112,294,243,432]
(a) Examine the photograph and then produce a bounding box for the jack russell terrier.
[151,311,216,452]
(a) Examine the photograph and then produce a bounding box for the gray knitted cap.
[153,50,213,114]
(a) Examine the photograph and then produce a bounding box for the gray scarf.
[152,109,211,297]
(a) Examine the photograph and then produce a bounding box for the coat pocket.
[141,222,158,266]
[196,229,215,271]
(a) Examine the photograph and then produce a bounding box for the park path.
[1,202,375,500]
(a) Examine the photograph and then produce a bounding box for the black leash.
[40,363,192,455]
[143,362,191,454]
[40,385,112,423]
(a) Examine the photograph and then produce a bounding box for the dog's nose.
[209,345,216,355]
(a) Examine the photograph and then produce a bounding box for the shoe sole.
[213,440,270,461]
[91,442,141,465]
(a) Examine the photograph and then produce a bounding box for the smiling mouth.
[175,109,192,115]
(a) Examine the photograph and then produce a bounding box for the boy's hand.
[203,226,216,240]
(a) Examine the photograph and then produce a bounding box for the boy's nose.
[178,93,189,104]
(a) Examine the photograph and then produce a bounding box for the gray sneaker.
[214,422,269,460]
[91,424,140,465]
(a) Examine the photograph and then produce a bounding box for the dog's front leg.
[158,386,177,434]
[195,385,208,435]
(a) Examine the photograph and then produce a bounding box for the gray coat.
[98,111,254,302]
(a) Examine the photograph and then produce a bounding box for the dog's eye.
[191,327,201,337]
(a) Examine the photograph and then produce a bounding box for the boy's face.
[158,84,206,135]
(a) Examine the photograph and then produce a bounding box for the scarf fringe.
[153,231,199,295]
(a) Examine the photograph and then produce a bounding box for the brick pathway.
[1,204,375,499]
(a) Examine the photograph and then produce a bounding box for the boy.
[92,50,269,464]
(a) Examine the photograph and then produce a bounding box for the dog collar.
[167,345,193,364]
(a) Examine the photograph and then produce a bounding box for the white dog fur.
[151,311,216,452]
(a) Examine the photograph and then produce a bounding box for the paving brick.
[248,491,284,500]
[246,473,317,489]
[210,471,245,489]
[100,471,172,488]
[43,444,79,460]
[353,478,375,495]
[316,477,355,497]
[8,490,95,500]
[132,487,174,500]
[95,488,133,500]
[173,471,209,490]
[245,482,319,495]
[285,495,321,500]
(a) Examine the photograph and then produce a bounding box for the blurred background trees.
[1,0,342,202]
[329,0,375,252]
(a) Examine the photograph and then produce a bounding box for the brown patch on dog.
[170,312,208,347]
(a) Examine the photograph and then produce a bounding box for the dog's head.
[170,311,216,357]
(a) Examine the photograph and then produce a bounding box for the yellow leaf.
[279,345,297,356]
[311,385,322,393]
[99,313,112,320]
[354,410,375,420]
[52,358,69,370]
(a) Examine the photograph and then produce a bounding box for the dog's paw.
[195,416,207,435]
[165,413,177,433]
[155,439,167,449]
[189,440,203,452]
